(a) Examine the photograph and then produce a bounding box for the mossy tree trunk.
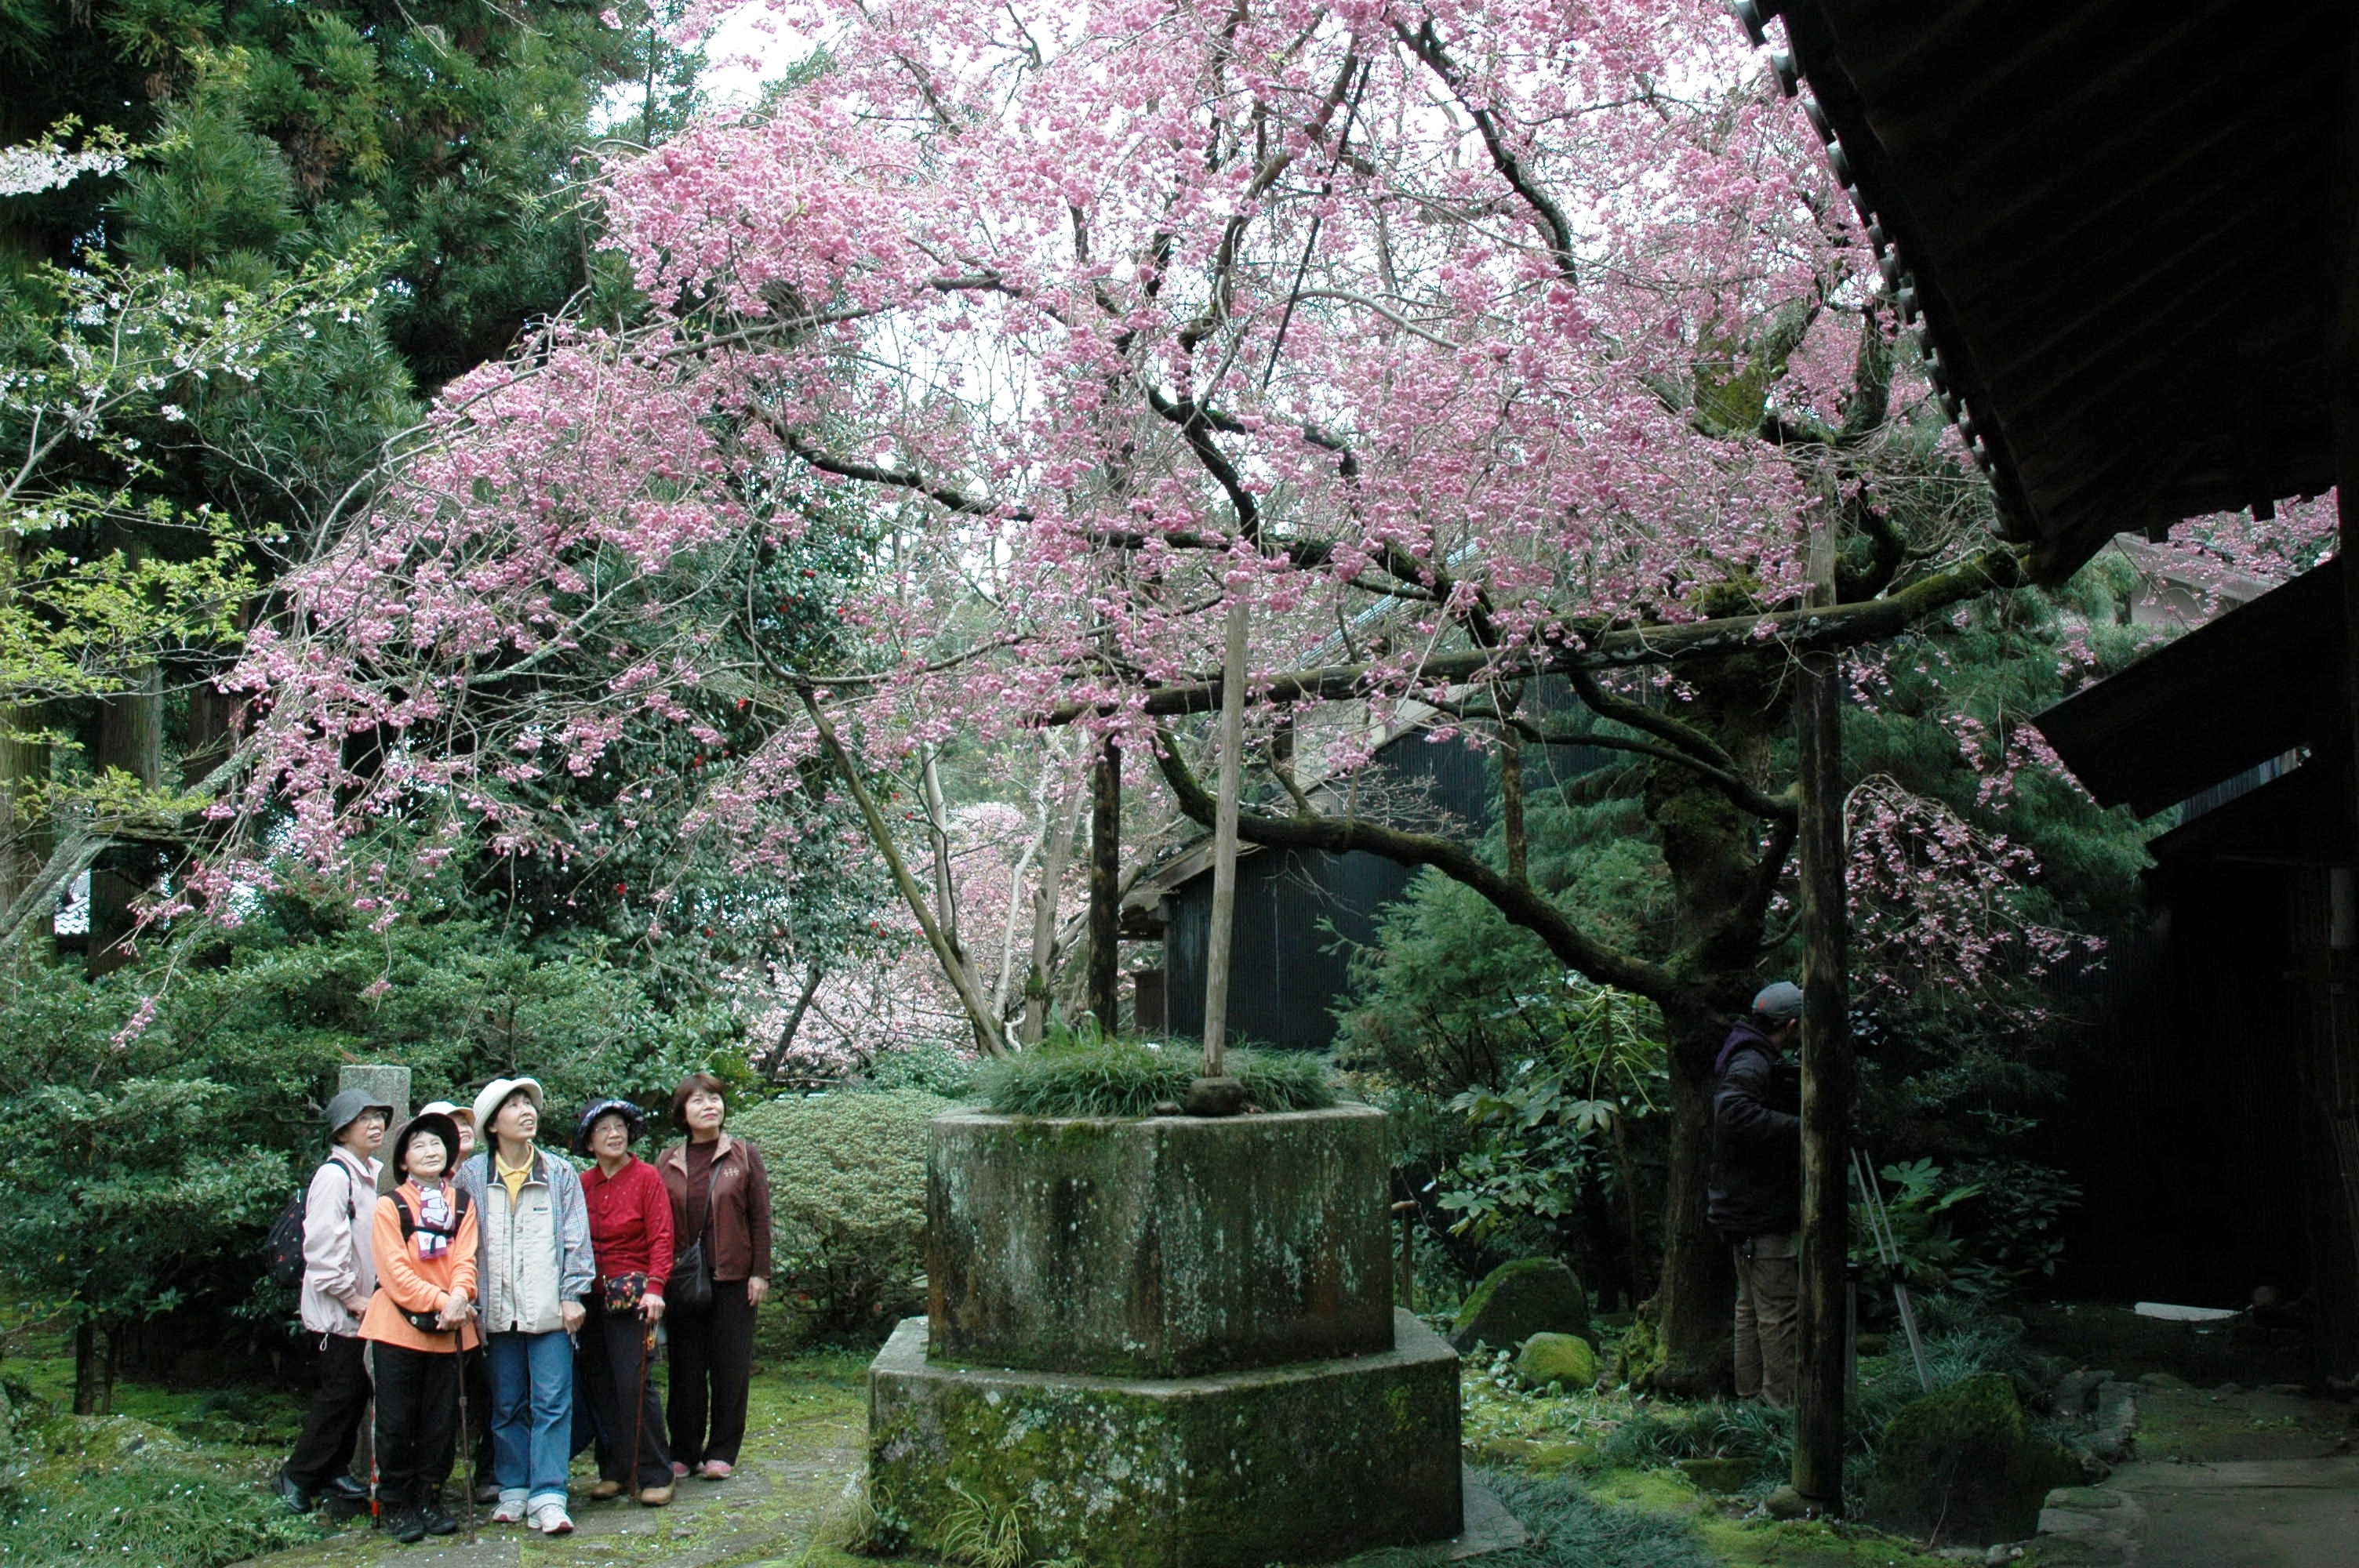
[1637,652,1787,1395]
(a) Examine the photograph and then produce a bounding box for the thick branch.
[1397,21,1581,282]
[1567,665,1736,773]
[1426,692,1794,822]
[1151,727,1674,1000]
[1041,546,2025,724]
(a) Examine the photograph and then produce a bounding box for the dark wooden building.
[1142,695,1607,1051]
[1750,0,2358,1370]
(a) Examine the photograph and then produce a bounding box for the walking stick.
[627,1306,656,1500]
[453,1329,478,1542]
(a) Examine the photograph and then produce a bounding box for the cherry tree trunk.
[1641,652,1783,1394]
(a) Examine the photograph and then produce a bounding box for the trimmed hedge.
[726,1088,950,1334]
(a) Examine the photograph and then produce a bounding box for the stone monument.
[868,1104,1463,1566]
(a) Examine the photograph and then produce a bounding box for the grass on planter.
[973,1034,1336,1118]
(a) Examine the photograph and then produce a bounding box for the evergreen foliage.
[0,887,736,1361]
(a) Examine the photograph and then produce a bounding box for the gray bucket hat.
[1751,981,1805,1023]
[322,1087,394,1141]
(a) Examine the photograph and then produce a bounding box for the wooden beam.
[1088,735,1121,1033]
[1791,518,1853,1508]
[1200,596,1251,1073]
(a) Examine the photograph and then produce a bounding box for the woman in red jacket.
[572,1098,673,1506]
[656,1073,772,1481]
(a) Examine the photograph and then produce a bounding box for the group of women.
[274,1072,773,1543]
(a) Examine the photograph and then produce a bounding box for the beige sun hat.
[471,1076,545,1136]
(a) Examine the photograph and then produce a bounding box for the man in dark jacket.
[1707,981,1804,1405]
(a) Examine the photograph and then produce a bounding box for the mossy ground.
[1450,1328,1966,1568]
[0,1308,874,1568]
[5,1296,2083,1568]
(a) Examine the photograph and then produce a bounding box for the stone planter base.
[870,1308,1463,1567]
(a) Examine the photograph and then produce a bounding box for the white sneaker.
[533,1502,575,1536]
[489,1497,527,1526]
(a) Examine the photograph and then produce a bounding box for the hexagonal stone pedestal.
[927,1106,1394,1377]
[870,1309,1463,1566]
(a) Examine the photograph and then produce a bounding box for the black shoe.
[384,1508,427,1544]
[325,1475,369,1502]
[271,1468,315,1515]
[472,1479,502,1504]
[420,1504,458,1537]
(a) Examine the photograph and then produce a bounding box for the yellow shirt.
[494,1147,534,1208]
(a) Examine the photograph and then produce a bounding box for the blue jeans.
[485,1329,574,1507]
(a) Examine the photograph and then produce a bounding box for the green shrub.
[726,1089,950,1333]
[972,1036,1335,1118]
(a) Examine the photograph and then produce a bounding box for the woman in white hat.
[453,1077,592,1536]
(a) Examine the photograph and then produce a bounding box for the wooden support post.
[1089,735,1121,1033]
[1200,595,1251,1076]
[1792,525,1853,1509]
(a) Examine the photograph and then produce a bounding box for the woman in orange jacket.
[362,1111,481,1543]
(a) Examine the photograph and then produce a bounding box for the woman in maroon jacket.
[572,1098,674,1505]
[656,1073,772,1480]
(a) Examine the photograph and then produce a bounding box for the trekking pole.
[1851,1149,1934,1392]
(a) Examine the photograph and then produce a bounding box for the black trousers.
[667,1280,755,1468]
[284,1331,371,1493]
[575,1301,671,1488]
[372,1342,460,1510]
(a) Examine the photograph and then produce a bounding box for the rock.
[1182,1075,1247,1116]
[2089,1379,2139,1462]
[1514,1332,1598,1390]
[1449,1258,1590,1352]
[2264,1382,2308,1396]
[2210,1381,2242,1396]
[2052,1368,2111,1415]
[1861,1373,2085,1546]
[2137,1370,2190,1391]
[1674,1457,1755,1494]
[1983,1548,2023,1566]
[1764,1484,1812,1520]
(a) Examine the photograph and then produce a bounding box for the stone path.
[2054,1378,2359,1568]
[2110,1455,2359,1568]
[232,1372,867,1568]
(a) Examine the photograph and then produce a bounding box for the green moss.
[1517,1333,1600,1390]
[1860,1373,2080,1546]
[1451,1258,1591,1350]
